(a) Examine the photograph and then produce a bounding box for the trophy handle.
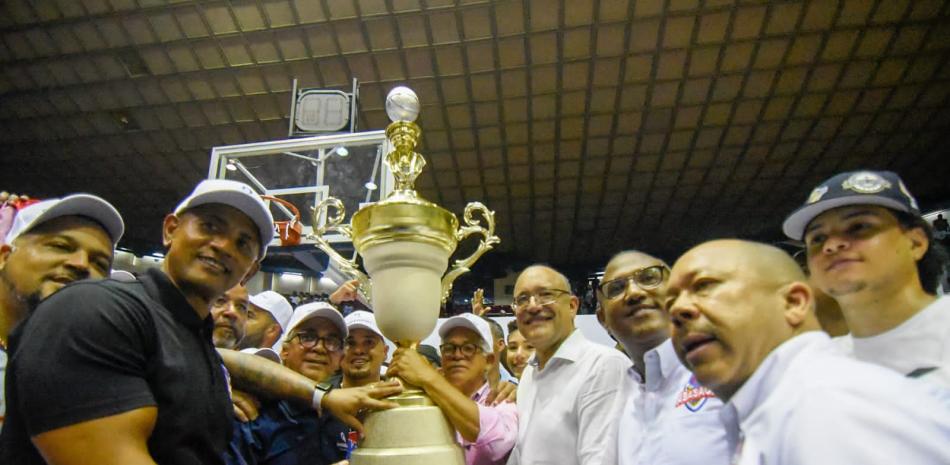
[311,198,373,304]
[440,202,501,303]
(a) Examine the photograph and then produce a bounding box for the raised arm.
[218,348,317,404]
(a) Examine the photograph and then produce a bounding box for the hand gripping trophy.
[311,86,500,464]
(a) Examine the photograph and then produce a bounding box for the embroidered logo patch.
[842,171,891,194]
[675,374,716,412]
[806,185,828,204]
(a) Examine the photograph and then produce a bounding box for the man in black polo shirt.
[1,180,401,465]
[0,194,125,430]
[0,179,274,464]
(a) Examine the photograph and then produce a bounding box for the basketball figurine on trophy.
[310,86,500,464]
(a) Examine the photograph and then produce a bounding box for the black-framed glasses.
[511,289,571,311]
[440,342,482,358]
[291,332,343,351]
[598,265,669,300]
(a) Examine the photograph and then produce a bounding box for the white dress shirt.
[725,331,950,465]
[507,330,630,465]
[835,295,950,387]
[618,339,730,465]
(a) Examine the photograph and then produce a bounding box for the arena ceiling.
[1,0,949,272]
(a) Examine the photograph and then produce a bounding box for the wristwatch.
[312,380,335,416]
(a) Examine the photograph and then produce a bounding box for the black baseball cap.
[783,170,920,241]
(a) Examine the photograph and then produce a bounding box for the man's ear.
[162,214,181,249]
[0,243,13,271]
[265,323,282,342]
[906,226,929,262]
[595,303,607,328]
[494,338,506,353]
[569,295,580,318]
[240,261,261,286]
[782,281,813,328]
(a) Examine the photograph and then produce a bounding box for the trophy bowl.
[361,240,448,344]
[310,86,500,465]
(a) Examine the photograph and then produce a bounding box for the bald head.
[668,239,819,401]
[680,239,808,286]
[517,265,571,292]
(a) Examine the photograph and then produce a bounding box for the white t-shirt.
[834,295,950,387]
[727,331,950,465]
[507,330,630,465]
[618,339,730,465]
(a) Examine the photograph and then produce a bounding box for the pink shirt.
[458,382,519,465]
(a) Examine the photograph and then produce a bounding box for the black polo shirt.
[0,267,233,464]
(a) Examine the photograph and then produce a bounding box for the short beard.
[237,331,264,350]
[825,281,867,297]
[0,269,41,319]
[212,329,240,350]
[345,365,376,383]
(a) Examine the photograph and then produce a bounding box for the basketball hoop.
[261,195,303,247]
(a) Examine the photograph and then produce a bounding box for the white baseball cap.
[344,310,384,340]
[174,179,274,260]
[438,313,493,353]
[249,291,293,331]
[240,347,282,363]
[280,301,347,348]
[4,194,124,246]
[110,270,137,282]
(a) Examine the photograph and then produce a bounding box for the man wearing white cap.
[340,310,389,388]
[229,301,358,465]
[304,310,391,462]
[239,290,293,353]
[0,194,124,431]
[389,313,519,465]
[1,179,276,465]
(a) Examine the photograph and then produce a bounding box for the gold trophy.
[311,86,500,464]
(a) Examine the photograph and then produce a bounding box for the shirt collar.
[140,267,208,332]
[471,382,492,402]
[631,338,680,387]
[529,328,587,367]
[727,331,828,423]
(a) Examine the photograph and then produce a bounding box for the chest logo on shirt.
[675,375,716,412]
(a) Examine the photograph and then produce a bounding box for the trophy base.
[350,387,465,465]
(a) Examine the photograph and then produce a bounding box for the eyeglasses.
[511,289,571,311]
[598,265,669,300]
[291,332,343,351]
[439,343,482,358]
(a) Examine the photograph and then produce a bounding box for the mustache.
[522,311,554,324]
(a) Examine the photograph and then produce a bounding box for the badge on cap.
[842,171,891,194]
[806,185,828,204]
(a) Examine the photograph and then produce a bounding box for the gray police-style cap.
[782,170,920,241]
